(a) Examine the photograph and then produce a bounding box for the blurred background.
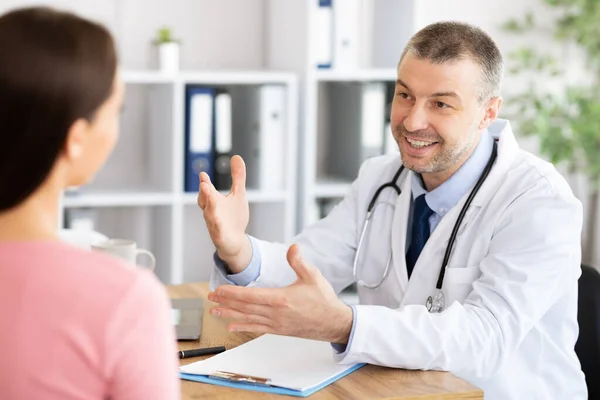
[3,0,598,283]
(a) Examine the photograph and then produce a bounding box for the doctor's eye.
[434,101,450,110]
[396,92,412,100]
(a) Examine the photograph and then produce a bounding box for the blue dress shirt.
[213,236,262,285]
[408,129,495,247]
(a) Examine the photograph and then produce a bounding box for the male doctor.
[198,21,587,399]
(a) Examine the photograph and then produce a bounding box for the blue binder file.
[179,334,365,397]
[184,86,215,192]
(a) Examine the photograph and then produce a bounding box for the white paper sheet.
[179,334,359,391]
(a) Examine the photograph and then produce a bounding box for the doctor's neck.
[420,161,466,191]
[418,137,480,192]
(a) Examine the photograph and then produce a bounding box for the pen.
[178,346,226,359]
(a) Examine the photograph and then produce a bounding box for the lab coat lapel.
[400,121,521,306]
[471,123,519,207]
[390,169,413,294]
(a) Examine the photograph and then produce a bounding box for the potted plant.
[502,0,600,265]
[153,26,180,73]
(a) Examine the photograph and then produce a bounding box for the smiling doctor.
[198,21,587,399]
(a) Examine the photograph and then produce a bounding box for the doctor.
[198,21,587,399]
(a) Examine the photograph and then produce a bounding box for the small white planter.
[157,42,179,73]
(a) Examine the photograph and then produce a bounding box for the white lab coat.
[211,120,587,400]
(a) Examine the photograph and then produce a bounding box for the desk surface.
[166,282,483,400]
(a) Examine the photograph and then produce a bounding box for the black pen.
[178,346,226,359]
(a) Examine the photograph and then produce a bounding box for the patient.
[0,7,180,400]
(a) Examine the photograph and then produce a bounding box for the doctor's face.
[390,52,500,184]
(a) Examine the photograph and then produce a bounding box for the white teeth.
[407,138,436,149]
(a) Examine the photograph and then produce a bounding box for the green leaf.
[503,0,600,184]
[153,26,178,44]
[501,13,536,33]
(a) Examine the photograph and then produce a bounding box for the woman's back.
[0,241,180,399]
[0,6,180,398]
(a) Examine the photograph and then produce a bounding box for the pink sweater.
[0,241,181,400]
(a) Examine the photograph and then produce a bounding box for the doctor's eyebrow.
[396,79,414,94]
[396,79,461,101]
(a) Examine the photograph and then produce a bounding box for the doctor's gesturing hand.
[197,154,352,341]
[197,155,252,273]
[207,244,353,343]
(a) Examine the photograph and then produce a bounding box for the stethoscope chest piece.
[426,289,445,313]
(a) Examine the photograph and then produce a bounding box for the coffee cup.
[91,239,156,271]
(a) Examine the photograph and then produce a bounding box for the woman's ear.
[63,118,89,161]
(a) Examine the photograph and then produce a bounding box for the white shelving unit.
[56,0,428,289]
[313,178,352,199]
[63,192,175,208]
[315,68,398,82]
[61,70,298,285]
[265,0,417,229]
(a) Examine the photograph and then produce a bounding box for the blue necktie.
[406,194,434,278]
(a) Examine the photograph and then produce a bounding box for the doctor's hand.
[208,244,354,344]
[197,155,251,273]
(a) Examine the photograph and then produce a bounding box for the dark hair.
[399,21,503,103]
[0,6,117,211]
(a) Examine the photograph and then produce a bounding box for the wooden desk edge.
[166,282,483,400]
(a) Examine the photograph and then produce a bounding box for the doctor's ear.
[478,96,503,131]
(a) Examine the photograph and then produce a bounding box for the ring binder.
[210,371,271,386]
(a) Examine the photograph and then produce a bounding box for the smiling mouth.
[405,137,439,149]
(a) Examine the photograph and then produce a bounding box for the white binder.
[215,93,232,160]
[332,0,361,69]
[213,91,233,190]
[314,0,333,68]
[231,85,286,191]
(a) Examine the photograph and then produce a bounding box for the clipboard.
[179,334,365,397]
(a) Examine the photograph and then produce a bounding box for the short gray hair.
[400,21,504,103]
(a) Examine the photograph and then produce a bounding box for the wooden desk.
[166,282,483,400]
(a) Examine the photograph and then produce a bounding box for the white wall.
[0,0,265,70]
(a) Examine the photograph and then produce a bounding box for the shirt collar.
[411,129,495,217]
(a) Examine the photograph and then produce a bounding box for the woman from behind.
[0,6,180,400]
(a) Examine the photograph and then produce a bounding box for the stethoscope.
[352,141,498,313]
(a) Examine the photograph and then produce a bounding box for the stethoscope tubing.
[358,141,498,297]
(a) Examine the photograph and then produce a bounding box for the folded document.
[179,334,365,397]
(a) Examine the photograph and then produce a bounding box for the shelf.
[178,71,296,85]
[62,191,175,208]
[314,68,398,82]
[121,70,176,84]
[314,179,352,199]
[180,190,288,205]
[120,70,296,86]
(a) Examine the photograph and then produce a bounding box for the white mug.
[91,239,156,271]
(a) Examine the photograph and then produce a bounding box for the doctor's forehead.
[396,53,482,100]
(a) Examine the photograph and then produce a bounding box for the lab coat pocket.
[444,266,481,305]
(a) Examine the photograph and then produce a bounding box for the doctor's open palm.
[197,155,251,271]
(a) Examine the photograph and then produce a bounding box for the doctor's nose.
[402,104,429,133]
